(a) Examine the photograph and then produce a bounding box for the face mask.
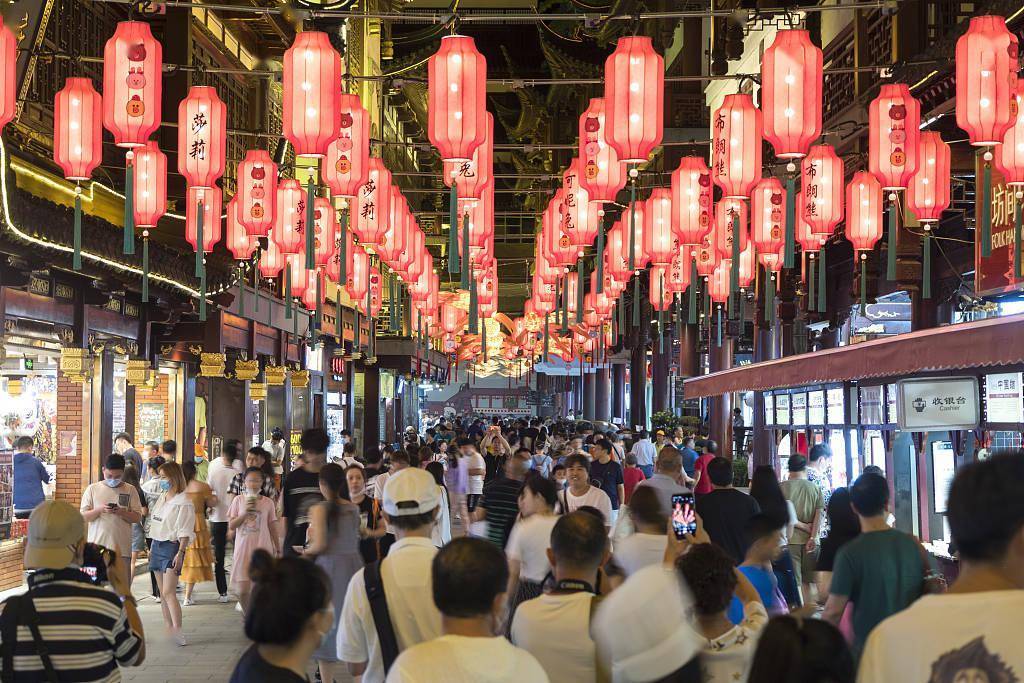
[158,479,171,492]
[104,478,122,488]
[194,456,204,463]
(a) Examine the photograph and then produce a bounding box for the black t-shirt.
[520,427,540,449]
[281,467,324,556]
[695,488,761,564]
[482,476,524,548]
[230,644,308,682]
[354,495,392,563]
[484,453,506,484]
[589,459,625,509]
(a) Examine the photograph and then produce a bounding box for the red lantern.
[225,197,255,261]
[751,177,785,256]
[352,158,393,245]
[185,186,222,253]
[312,197,337,268]
[801,145,844,236]
[797,212,825,252]
[846,171,884,251]
[956,16,1020,146]
[377,192,409,265]
[907,132,952,224]
[54,78,103,181]
[561,160,600,248]
[443,111,492,202]
[695,232,721,278]
[648,265,673,311]
[738,243,755,289]
[714,198,748,259]
[761,29,822,159]
[346,244,370,303]
[273,179,305,254]
[428,35,488,162]
[544,193,577,268]
[708,262,731,303]
[564,272,580,315]
[132,141,166,228]
[477,263,498,318]
[535,247,562,286]
[301,270,322,312]
[868,84,920,190]
[358,268,383,318]
[578,97,627,204]
[322,93,371,198]
[282,31,343,157]
[624,201,650,269]
[0,23,16,132]
[671,157,714,246]
[459,181,495,256]
[286,253,309,298]
[259,232,285,278]
[995,78,1024,186]
[177,86,226,189]
[103,21,161,147]
[711,94,763,199]
[604,222,630,281]
[396,228,425,282]
[236,149,278,237]
[603,36,664,163]
[643,187,676,265]
[667,248,692,293]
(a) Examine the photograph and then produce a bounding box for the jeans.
[210,521,228,596]
[639,465,654,479]
[772,552,801,609]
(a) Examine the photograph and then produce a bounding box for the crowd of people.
[2,417,1023,683]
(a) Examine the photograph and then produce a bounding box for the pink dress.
[228,494,278,591]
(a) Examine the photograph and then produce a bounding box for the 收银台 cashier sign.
[897,377,979,432]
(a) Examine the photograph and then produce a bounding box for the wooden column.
[708,337,733,458]
[612,364,626,423]
[594,367,611,422]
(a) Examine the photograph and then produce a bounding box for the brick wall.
[55,374,84,506]
[134,377,171,446]
[0,539,25,591]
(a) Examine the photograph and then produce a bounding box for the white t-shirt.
[858,591,1024,683]
[465,452,486,495]
[511,592,596,683]
[79,481,142,557]
[506,515,559,583]
[612,532,666,577]
[206,457,243,523]
[386,635,548,683]
[339,537,443,683]
[555,486,613,527]
[699,602,768,683]
[261,439,286,474]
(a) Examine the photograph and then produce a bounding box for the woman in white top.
[609,485,669,581]
[148,461,197,646]
[504,474,559,630]
[424,462,452,547]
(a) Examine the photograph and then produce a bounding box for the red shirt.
[623,466,646,504]
[693,454,716,495]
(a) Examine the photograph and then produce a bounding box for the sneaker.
[172,629,187,647]
[153,595,161,604]
[218,594,229,603]
[235,602,244,613]
[182,598,194,606]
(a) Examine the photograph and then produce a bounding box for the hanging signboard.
[974,157,1024,296]
[897,377,980,431]
[776,394,790,426]
[859,385,884,425]
[983,372,1024,424]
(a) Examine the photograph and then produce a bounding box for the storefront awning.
[683,314,1024,398]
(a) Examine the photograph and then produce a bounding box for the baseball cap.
[655,430,666,436]
[382,468,441,517]
[23,501,86,570]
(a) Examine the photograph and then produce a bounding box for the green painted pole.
[886,199,898,280]
[631,276,641,327]
[73,192,82,270]
[784,175,796,268]
[860,256,868,317]
[808,255,816,313]
[576,258,585,324]
[922,232,932,300]
[195,200,204,277]
[285,261,292,319]
[688,259,698,325]
[123,160,135,255]
[817,246,826,312]
[461,213,470,290]
[595,215,605,293]
[339,207,348,280]
[628,183,637,272]
[141,236,149,303]
[305,176,315,271]
[448,184,460,274]
[981,160,992,258]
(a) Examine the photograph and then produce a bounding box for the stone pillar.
[583,371,596,421]
[611,364,626,423]
[708,337,733,457]
[594,367,611,422]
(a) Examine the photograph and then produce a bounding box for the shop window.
[863,429,886,475]
[828,429,849,489]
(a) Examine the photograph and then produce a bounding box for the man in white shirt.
[629,430,657,479]
[554,454,613,528]
[858,453,1024,682]
[386,537,548,683]
[205,438,243,602]
[339,468,444,683]
[79,453,142,582]
[261,427,286,474]
[457,437,486,514]
[511,511,610,683]
[635,447,692,516]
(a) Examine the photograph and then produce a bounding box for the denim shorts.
[150,539,180,573]
[131,523,146,552]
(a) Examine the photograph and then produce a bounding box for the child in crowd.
[551,464,567,490]
[228,467,280,612]
[728,514,789,623]
[622,453,646,505]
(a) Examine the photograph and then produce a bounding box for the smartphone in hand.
[671,493,697,539]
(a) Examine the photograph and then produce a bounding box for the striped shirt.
[0,568,142,682]
[482,477,524,548]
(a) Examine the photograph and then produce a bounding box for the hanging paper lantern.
[994,78,1024,186]
[54,78,103,181]
[761,29,822,159]
[714,198,749,259]
[177,86,227,189]
[751,177,785,256]
[846,171,884,250]
[578,97,628,204]
[695,231,721,278]
[132,141,167,228]
[312,196,337,268]
[443,111,493,202]
[797,212,825,252]
[273,178,306,254]
[535,247,562,286]
[397,228,426,282]
[604,222,630,281]
[282,31,343,157]
[477,263,498,318]
[671,157,714,246]
[460,181,495,253]
[103,21,162,147]
[868,84,921,190]
[737,242,756,289]
[708,262,731,303]
[711,94,763,199]
[588,271,616,315]
[667,248,692,294]
[643,187,676,265]
[346,243,370,303]
[352,158,393,245]
[225,197,255,261]
[376,192,409,265]
[185,186,222,253]
[236,149,278,237]
[301,269,321,311]
[428,35,488,162]
[259,232,285,278]
[561,160,600,249]
[357,268,383,318]
[322,93,371,197]
[564,272,580,315]
[544,193,577,268]
[603,36,664,163]
[286,253,309,298]
[624,201,650,269]
[0,23,16,132]
[801,145,844,236]
[955,16,1019,146]
[907,132,952,223]
[648,265,673,311]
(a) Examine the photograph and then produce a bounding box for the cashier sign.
[897,377,979,431]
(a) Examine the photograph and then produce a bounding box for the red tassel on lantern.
[603,36,664,163]
[282,31,343,158]
[54,78,103,181]
[761,29,822,159]
[956,16,1020,146]
[322,93,371,197]
[711,94,763,199]
[178,86,226,189]
[273,179,305,254]
[671,157,714,246]
[103,21,162,147]
[907,132,952,223]
[578,98,627,204]
[237,149,278,237]
[132,141,167,228]
[185,187,222,253]
[428,35,488,162]
[868,84,920,190]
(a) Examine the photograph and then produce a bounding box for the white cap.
[382,468,441,517]
[592,564,703,683]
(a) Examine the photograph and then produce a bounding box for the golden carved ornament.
[264,364,286,386]
[198,352,227,378]
[289,369,310,388]
[249,382,267,401]
[234,358,261,382]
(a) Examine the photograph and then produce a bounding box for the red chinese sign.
[975,154,1024,297]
